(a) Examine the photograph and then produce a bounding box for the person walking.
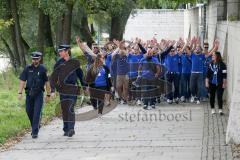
[205,51,227,115]
[51,45,85,137]
[86,54,112,116]
[18,52,51,138]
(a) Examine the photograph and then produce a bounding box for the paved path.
[0,102,234,160]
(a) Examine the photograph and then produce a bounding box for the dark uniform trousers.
[60,94,77,132]
[26,92,43,135]
[166,72,180,100]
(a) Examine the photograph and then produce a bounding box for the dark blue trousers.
[60,95,76,132]
[166,73,180,100]
[143,85,156,106]
[26,92,43,135]
[181,73,191,99]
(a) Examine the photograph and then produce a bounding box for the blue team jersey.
[165,54,180,73]
[139,57,159,80]
[95,66,107,87]
[181,54,192,74]
[191,53,205,73]
[115,54,129,75]
[128,53,144,78]
[105,52,112,69]
[204,55,212,74]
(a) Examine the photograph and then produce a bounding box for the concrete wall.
[184,7,200,38]
[180,0,240,143]
[124,9,184,40]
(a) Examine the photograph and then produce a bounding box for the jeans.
[181,73,191,99]
[190,73,203,100]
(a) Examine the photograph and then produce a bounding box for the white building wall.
[124,9,185,41]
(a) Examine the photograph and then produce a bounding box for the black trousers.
[209,83,224,109]
[89,86,107,114]
[166,73,180,100]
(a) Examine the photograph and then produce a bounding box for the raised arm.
[76,36,97,58]
[208,39,219,56]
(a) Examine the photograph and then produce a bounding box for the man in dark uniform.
[18,52,51,139]
[51,45,84,137]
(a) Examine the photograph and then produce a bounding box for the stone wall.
[124,9,184,40]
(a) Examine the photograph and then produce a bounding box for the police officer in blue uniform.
[18,52,51,139]
[51,45,84,137]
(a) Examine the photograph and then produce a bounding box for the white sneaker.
[137,100,141,106]
[174,98,179,104]
[167,99,172,104]
[120,100,124,105]
[219,109,224,115]
[143,105,149,110]
[180,96,185,102]
[190,97,195,103]
[196,100,200,104]
[211,109,216,114]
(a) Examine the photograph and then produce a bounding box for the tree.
[82,0,136,41]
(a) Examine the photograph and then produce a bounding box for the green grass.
[0,70,59,145]
[0,47,87,145]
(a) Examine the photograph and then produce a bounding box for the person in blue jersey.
[104,46,113,71]
[138,46,161,110]
[206,51,227,115]
[128,40,146,105]
[180,46,192,102]
[165,47,181,104]
[176,45,183,101]
[202,40,219,100]
[51,45,85,137]
[111,40,129,104]
[101,43,115,105]
[190,44,209,104]
[86,54,112,116]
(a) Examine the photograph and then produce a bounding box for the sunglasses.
[32,58,40,60]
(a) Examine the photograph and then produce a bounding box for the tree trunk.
[80,15,94,48]
[90,23,95,36]
[44,14,54,48]
[6,0,21,67]
[10,0,26,67]
[110,16,123,41]
[56,14,64,48]
[37,8,45,54]
[21,35,30,54]
[62,3,73,44]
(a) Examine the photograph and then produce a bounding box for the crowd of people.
[18,35,227,138]
[76,36,227,115]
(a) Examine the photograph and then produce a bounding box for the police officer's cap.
[31,52,42,59]
[58,44,71,52]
